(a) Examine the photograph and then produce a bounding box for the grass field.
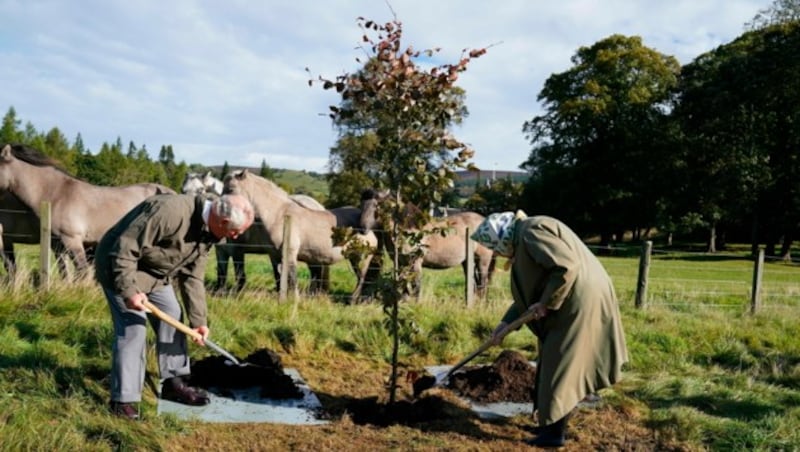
[1,244,799,450]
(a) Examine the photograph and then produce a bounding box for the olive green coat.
[501,216,629,425]
[95,194,218,328]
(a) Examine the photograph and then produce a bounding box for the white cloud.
[0,0,772,174]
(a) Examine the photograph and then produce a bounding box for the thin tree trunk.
[707,224,717,253]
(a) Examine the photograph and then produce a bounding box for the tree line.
[324,1,800,257]
[520,11,800,256]
[0,106,194,191]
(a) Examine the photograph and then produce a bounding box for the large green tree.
[677,22,800,254]
[521,35,681,244]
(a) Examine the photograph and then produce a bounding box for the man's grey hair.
[213,194,254,230]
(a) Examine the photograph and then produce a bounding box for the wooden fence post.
[465,227,475,308]
[750,248,764,315]
[634,240,652,309]
[39,201,52,289]
[279,215,291,303]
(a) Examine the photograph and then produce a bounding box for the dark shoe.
[110,401,140,420]
[524,424,546,435]
[524,414,568,448]
[524,433,565,448]
[161,377,210,406]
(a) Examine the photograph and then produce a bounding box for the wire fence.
[4,203,800,310]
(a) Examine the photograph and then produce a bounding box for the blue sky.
[0,0,771,173]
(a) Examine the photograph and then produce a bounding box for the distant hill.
[454,169,529,197]
[205,165,527,201]
[455,169,528,183]
[207,165,329,200]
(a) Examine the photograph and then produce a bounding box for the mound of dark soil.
[189,347,303,399]
[446,349,537,403]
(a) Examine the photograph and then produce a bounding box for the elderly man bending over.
[95,193,255,420]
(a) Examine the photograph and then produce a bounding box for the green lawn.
[1,244,799,450]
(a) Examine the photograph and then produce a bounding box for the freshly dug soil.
[446,349,537,403]
[189,347,303,399]
[343,391,476,426]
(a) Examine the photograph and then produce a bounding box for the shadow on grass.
[655,254,753,263]
[642,391,782,422]
[0,348,108,406]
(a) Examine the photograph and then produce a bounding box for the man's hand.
[125,292,147,311]
[192,326,210,345]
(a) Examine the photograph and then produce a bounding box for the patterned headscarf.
[471,210,526,258]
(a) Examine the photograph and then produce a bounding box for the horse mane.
[5,143,67,172]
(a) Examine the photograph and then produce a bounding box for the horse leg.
[52,239,72,280]
[215,244,229,291]
[286,259,299,298]
[482,254,498,299]
[270,254,281,292]
[411,259,423,301]
[348,254,370,304]
[308,264,320,293]
[62,237,89,281]
[310,264,330,293]
[233,248,246,291]
[0,232,16,277]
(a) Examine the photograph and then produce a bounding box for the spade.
[413,307,541,397]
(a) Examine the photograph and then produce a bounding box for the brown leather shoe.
[110,401,140,420]
[161,377,210,406]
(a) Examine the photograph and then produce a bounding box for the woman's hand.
[527,302,549,320]
[489,321,509,346]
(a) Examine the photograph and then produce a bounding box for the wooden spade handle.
[444,307,541,379]
[141,300,203,341]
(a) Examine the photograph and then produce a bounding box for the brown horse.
[359,189,496,299]
[0,144,175,275]
[222,169,377,299]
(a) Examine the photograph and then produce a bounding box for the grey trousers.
[103,285,192,403]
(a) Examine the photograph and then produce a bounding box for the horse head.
[359,188,388,233]
[201,171,224,195]
[222,169,248,195]
[181,172,206,195]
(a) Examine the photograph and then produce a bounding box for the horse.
[359,189,496,299]
[181,171,224,196]
[0,144,176,276]
[180,171,335,292]
[222,169,377,300]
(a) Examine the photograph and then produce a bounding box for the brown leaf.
[468,48,487,58]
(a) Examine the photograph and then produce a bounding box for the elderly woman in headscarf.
[471,211,629,448]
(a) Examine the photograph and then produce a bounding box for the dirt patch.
[446,349,537,403]
[342,390,476,427]
[189,348,303,399]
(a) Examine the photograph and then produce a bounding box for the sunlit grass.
[1,244,799,450]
